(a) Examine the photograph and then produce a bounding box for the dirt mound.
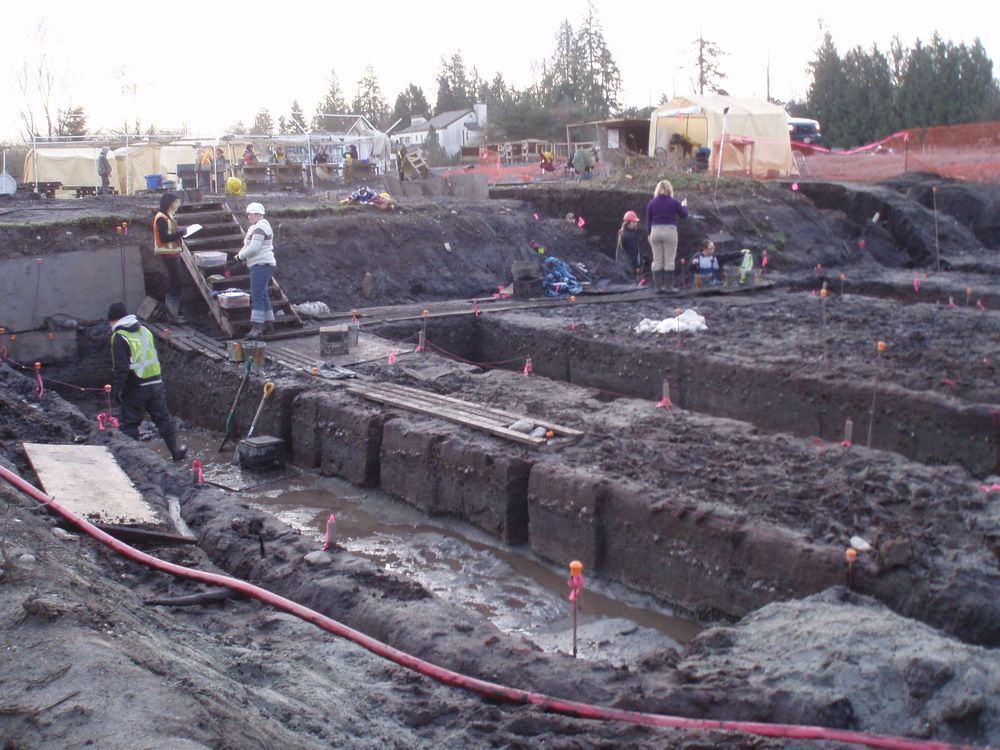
[270,198,630,311]
[680,587,1000,746]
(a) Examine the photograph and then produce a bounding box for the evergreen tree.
[808,30,1000,146]
[806,31,842,139]
[435,52,475,113]
[250,108,274,135]
[312,70,348,131]
[390,84,431,130]
[424,124,446,164]
[289,100,307,133]
[351,65,388,127]
[56,106,87,136]
[576,3,621,116]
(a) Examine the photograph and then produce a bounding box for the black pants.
[163,255,183,300]
[99,174,110,195]
[119,383,175,440]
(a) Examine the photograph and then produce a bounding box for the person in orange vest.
[197,146,214,192]
[243,144,258,164]
[152,193,187,323]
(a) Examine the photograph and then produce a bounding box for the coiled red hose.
[0,465,981,750]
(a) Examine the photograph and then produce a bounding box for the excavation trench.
[135,315,1000,648]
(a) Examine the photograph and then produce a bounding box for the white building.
[395,103,487,156]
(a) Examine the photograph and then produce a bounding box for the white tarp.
[635,309,707,334]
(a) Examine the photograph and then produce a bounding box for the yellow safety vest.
[112,327,162,380]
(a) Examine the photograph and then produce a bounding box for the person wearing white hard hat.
[236,202,276,339]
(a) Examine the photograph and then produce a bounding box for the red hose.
[0,465,981,750]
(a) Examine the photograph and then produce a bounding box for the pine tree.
[313,70,348,131]
[56,106,87,136]
[435,52,474,114]
[576,3,621,116]
[351,65,388,127]
[289,100,307,133]
[250,108,274,135]
[390,84,431,130]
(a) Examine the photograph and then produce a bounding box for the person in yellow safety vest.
[197,146,215,192]
[107,302,187,460]
[152,192,187,323]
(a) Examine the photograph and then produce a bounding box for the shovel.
[231,381,275,466]
[218,357,254,452]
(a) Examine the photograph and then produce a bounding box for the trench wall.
[149,335,997,645]
[376,314,999,478]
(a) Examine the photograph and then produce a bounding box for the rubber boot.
[666,270,677,291]
[163,432,188,462]
[245,323,264,340]
[165,295,187,325]
[263,321,274,335]
[656,271,668,295]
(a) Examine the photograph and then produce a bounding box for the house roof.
[398,109,473,134]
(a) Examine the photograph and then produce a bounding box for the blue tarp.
[542,257,583,297]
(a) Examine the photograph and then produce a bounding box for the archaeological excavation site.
[1,171,998,749]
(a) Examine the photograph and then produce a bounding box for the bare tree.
[13,20,68,139]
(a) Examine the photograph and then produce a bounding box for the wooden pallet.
[146,322,226,361]
[173,202,301,338]
[344,380,583,448]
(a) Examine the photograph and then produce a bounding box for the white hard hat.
[246,202,265,216]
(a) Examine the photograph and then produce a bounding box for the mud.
[2,176,999,747]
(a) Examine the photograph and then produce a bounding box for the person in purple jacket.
[645,179,689,293]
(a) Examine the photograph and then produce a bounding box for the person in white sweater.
[236,202,276,339]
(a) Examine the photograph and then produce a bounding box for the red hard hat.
[623,210,639,222]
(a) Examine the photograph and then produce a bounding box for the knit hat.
[158,192,180,213]
[107,302,128,321]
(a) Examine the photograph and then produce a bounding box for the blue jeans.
[249,264,275,324]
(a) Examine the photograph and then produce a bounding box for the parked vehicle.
[787,117,823,147]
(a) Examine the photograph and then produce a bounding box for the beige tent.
[112,142,199,194]
[22,147,103,189]
[649,95,794,178]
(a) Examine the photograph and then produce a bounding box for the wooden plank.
[358,381,583,437]
[345,386,546,447]
[22,443,160,526]
[177,239,235,338]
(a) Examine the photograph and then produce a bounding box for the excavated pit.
[3,179,999,747]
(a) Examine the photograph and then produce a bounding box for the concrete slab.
[22,442,159,525]
[0,330,77,364]
[275,331,412,367]
[0,244,145,332]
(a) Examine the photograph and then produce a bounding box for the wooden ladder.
[404,150,430,179]
[173,201,301,339]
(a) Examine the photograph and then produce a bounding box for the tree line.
[11,12,999,151]
[799,31,1000,148]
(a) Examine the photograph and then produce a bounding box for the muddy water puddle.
[250,478,702,664]
[152,425,703,664]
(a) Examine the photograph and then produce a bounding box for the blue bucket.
[145,174,163,190]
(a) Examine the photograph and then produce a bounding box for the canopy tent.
[649,96,794,178]
[112,142,199,194]
[22,147,103,189]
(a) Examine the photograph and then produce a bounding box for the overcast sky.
[3,0,998,141]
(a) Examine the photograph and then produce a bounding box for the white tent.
[649,95,794,178]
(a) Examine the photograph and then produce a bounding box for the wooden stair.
[174,202,301,339]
